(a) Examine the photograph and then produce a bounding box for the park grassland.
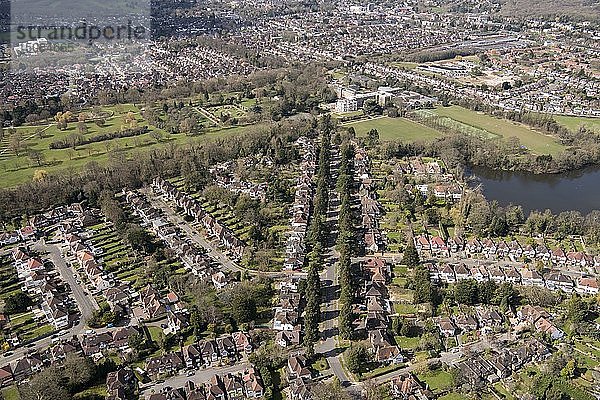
[344,116,443,142]
[554,115,600,133]
[431,106,566,155]
[0,104,264,189]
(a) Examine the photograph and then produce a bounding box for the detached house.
[544,271,574,292]
[575,277,599,295]
[437,317,457,337]
[287,355,311,381]
[183,343,203,369]
[200,340,219,367]
[390,373,434,400]
[276,330,300,348]
[534,317,565,340]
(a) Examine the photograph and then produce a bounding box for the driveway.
[139,362,250,397]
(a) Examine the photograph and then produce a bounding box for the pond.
[467,165,600,215]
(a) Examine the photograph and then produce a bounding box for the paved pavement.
[140,361,250,396]
[143,189,286,279]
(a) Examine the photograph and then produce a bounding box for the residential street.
[35,240,99,327]
[1,240,100,365]
[315,145,356,387]
[143,188,286,279]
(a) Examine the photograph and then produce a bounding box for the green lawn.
[311,357,329,372]
[344,116,443,142]
[148,326,163,342]
[394,336,420,349]
[555,115,600,133]
[394,303,417,315]
[493,382,516,400]
[417,370,454,392]
[429,106,566,155]
[390,61,419,70]
[9,311,34,327]
[439,393,469,400]
[22,324,54,341]
[1,385,20,400]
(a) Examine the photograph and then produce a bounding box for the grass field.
[439,393,469,400]
[417,370,454,392]
[0,104,265,189]
[344,116,443,142]
[555,115,600,133]
[1,385,20,400]
[390,61,419,70]
[426,106,566,155]
[395,336,420,349]
[394,303,417,315]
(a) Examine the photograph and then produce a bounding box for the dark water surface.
[468,166,600,214]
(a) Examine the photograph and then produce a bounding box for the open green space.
[394,335,420,349]
[1,385,20,400]
[394,303,416,315]
[344,117,443,142]
[390,61,419,70]
[555,115,600,133]
[417,370,454,392]
[439,393,469,400]
[0,257,20,301]
[422,106,566,155]
[0,103,267,189]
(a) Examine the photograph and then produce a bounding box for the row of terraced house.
[145,331,253,379]
[455,338,551,387]
[283,136,317,270]
[354,142,405,365]
[152,177,245,261]
[1,202,93,247]
[10,247,72,331]
[415,234,600,272]
[426,261,599,294]
[0,327,144,389]
[124,190,230,290]
[273,277,303,348]
[354,141,384,255]
[145,367,264,400]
